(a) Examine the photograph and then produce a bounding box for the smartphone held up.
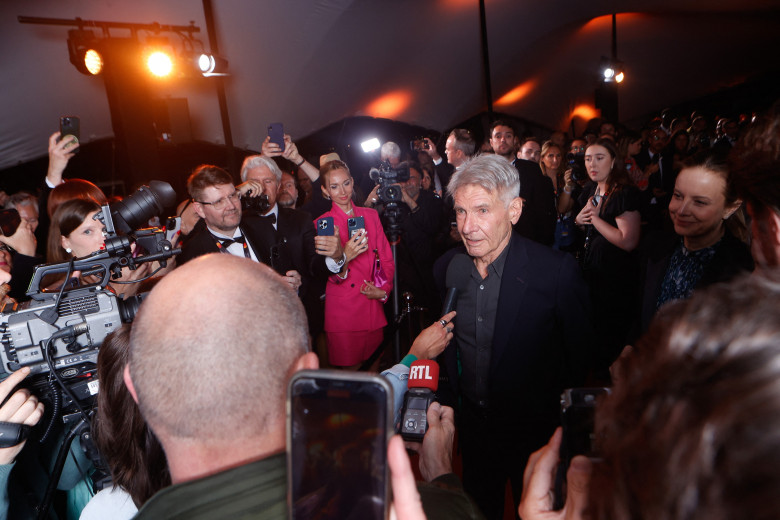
[287,370,392,520]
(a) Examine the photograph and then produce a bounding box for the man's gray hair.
[447,154,521,207]
[240,155,282,183]
[10,192,38,212]
[380,141,402,161]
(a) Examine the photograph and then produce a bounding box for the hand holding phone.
[59,116,80,153]
[268,122,285,153]
[552,387,609,510]
[347,216,365,238]
[316,216,335,236]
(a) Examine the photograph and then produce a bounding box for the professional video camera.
[369,160,410,205]
[0,180,178,412]
[0,181,178,517]
[566,152,587,183]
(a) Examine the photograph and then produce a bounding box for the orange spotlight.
[571,104,598,121]
[495,80,535,107]
[147,50,173,77]
[365,90,412,119]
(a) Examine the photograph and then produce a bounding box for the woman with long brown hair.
[574,138,641,376]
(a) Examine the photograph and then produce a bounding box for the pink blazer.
[314,205,394,333]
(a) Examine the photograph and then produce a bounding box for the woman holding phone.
[574,138,641,375]
[314,160,394,370]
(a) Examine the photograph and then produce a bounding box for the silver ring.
[446,326,453,333]
[439,319,448,327]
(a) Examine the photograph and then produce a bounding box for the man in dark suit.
[489,120,557,246]
[239,155,342,336]
[440,154,593,519]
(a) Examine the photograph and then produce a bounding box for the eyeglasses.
[195,191,241,210]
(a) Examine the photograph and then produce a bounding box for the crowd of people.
[0,101,776,519]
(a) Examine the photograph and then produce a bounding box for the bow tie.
[217,235,246,248]
[260,213,276,225]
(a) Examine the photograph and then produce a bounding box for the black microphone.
[441,287,458,316]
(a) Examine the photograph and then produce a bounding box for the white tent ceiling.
[1,0,778,171]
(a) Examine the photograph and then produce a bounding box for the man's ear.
[192,202,206,220]
[123,364,139,404]
[293,352,319,372]
[509,196,523,225]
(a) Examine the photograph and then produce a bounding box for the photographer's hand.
[399,184,417,210]
[0,367,44,465]
[404,402,455,482]
[314,225,345,261]
[422,138,441,162]
[237,179,263,198]
[0,220,36,257]
[408,311,456,360]
[365,184,381,207]
[517,427,592,520]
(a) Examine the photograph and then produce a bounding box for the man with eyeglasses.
[176,165,300,278]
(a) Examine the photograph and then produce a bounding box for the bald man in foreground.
[123,254,479,519]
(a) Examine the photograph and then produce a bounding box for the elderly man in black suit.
[440,154,593,519]
[239,153,343,337]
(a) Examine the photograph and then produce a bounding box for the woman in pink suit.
[314,160,394,369]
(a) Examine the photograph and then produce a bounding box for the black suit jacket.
[441,233,593,426]
[511,159,556,246]
[176,217,274,266]
[257,207,330,304]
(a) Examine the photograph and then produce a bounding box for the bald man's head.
[129,254,310,441]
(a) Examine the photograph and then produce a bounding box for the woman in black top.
[574,138,641,375]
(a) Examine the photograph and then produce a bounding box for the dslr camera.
[566,152,587,183]
[369,160,410,205]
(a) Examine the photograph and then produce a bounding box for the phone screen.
[288,370,391,520]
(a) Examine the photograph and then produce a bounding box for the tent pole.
[202,0,238,177]
[478,0,493,117]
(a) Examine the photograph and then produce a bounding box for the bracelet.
[295,158,305,167]
[379,292,388,302]
[400,354,418,368]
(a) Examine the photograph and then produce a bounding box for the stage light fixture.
[84,49,103,75]
[615,71,625,83]
[361,138,381,153]
[196,52,229,76]
[67,29,103,75]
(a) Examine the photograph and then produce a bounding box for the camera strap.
[0,421,32,448]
